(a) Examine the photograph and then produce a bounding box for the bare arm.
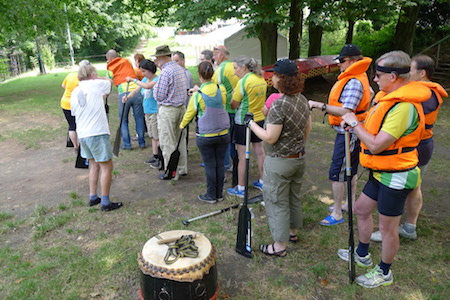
[304,115,312,142]
[341,112,397,154]
[231,99,240,110]
[308,100,352,116]
[122,87,141,103]
[249,121,283,145]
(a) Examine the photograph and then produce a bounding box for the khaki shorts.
[145,113,158,140]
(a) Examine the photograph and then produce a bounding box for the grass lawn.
[0,72,449,299]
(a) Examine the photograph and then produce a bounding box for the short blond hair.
[78,65,97,81]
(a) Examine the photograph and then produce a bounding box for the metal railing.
[417,34,450,66]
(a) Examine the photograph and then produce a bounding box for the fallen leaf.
[320,278,329,286]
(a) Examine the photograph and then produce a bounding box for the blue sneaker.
[253,180,263,191]
[227,186,244,198]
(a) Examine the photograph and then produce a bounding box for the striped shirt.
[154,61,188,107]
[333,78,364,134]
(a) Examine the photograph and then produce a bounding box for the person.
[212,45,240,171]
[134,53,145,80]
[61,59,91,150]
[180,61,229,203]
[370,54,448,242]
[247,59,311,257]
[227,56,266,198]
[200,49,214,64]
[172,51,194,96]
[123,60,161,168]
[262,92,282,116]
[70,64,123,211]
[337,50,431,288]
[106,49,145,150]
[153,45,189,180]
[308,44,372,226]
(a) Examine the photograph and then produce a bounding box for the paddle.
[163,129,184,179]
[344,129,356,283]
[235,113,253,258]
[113,83,129,157]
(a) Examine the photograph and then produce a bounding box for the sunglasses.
[338,57,351,64]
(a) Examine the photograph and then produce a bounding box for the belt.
[197,129,229,138]
[273,150,305,158]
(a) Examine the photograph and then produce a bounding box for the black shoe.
[88,197,101,206]
[159,174,172,180]
[101,202,123,211]
[145,157,157,164]
[198,194,217,204]
[150,159,161,169]
[217,196,224,202]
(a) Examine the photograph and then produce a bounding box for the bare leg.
[236,144,246,186]
[88,159,100,195]
[99,160,113,196]
[354,192,377,244]
[152,139,159,156]
[379,214,402,264]
[330,181,345,220]
[405,185,422,225]
[252,142,265,180]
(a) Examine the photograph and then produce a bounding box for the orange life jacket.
[417,81,447,140]
[328,57,372,125]
[107,57,136,87]
[360,81,430,172]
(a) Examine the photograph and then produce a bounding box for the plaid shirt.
[154,61,188,107]
[263,93,310,157]
[333,78,364,134]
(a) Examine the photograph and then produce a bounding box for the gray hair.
[376,50,411,79]
[78,59,91,67]
[78,64,97,81]
[233,56,261,76]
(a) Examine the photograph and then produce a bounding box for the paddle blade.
[112,126,121,157]
[75,148,89,169]
[235,204,252,258]
[164,149,180,179]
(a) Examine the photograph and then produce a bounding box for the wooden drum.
[138,230,218,300]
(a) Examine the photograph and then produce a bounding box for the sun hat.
[153,45,173,57]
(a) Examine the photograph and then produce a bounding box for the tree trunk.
[394,4,421,55]
[258,22,278,67]
[345,19,355,44]
[289,0,303,59]
[308,23,323,57]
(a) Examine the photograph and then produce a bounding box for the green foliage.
[41,44,55,70]
[353,21,396,59]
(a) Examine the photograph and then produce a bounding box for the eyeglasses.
[338,57,351,64]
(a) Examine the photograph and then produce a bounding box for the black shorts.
[329,133,359,182]
[63,109,76,131]
[233,121,264,145]
[362,173,412,217]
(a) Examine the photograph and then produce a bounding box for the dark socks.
[356,241,370,257]
[379,261,391,275]
[89,194,98,201]
[153,154,158,159]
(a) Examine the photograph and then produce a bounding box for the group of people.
[311,45,446,288]
[60,42,446,289]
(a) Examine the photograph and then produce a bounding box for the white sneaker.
[337,249,373,268]
[370,231,382,242]
[356,265,394,288]
[398,224,417,240]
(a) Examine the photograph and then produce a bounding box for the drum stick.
[157,233,198,244]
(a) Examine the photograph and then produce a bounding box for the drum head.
[138,230,216,282]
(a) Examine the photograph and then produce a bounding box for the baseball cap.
[265,59,298,76]
[335,44,362,60]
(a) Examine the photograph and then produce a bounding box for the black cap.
[265,59,298,76]
[335,44,362,60]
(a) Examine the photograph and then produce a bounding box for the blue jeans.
[224,113,236,168]
[118,92,145,149]
[197,133,230,199]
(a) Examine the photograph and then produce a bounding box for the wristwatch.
[321,104,327,111]
[350,120,359,128]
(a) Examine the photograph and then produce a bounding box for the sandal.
[289,234,299,243]
[259,243,287,257]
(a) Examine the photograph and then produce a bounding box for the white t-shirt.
[71,79,111,139]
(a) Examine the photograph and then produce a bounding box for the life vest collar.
[337,57,372,80]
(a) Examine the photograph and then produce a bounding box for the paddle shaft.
[344,130,355,283]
